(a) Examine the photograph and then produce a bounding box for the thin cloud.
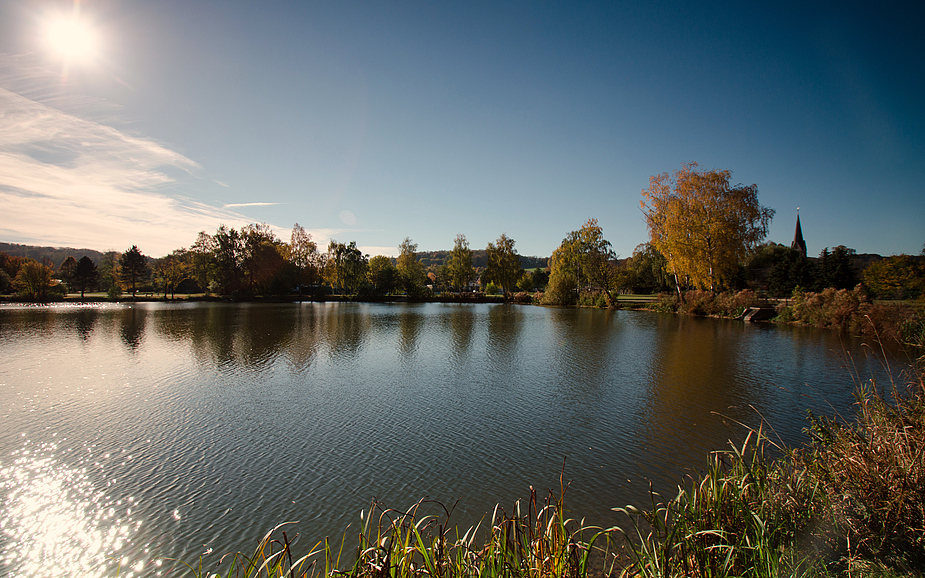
[224,202,280,208]
[0,56,260,256]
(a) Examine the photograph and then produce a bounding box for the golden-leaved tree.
[641,162,774,294]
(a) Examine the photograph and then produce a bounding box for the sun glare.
[45,13,100,65]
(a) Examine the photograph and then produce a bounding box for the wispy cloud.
[0,55,255,256]
[224,202,280,208]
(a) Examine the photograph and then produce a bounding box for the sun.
[44,12,100,65]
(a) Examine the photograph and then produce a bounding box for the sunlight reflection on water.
[0,440,158,577]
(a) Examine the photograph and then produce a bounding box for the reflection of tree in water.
[119,307,146,351]
[636,315,753,491]
[448,305,475,363]
[286,306,321,373]
[549,307,616,396]
[324,304,368,361]
[398,306,423,358]
[154,304,306,369]
[486,304,523,367]
[2,308,55,335]
[71,308,99,341]
[235,306,295,368]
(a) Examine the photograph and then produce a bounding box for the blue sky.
[0,1,922,258]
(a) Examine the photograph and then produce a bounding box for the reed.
[615,359,925,577]
[178,481,622,578]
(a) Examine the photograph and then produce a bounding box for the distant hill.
[0,242,106,266]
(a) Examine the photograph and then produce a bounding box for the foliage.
[620,243,672,294]
[119,245,149,297]
[327,241,369,295]
[863,254,925,300]
[516,271,535,293]
[795,366,925,571]
[483,234,522,295]
[446,234,475,292]
[98,250,120,292]
[775,287,921,343]
[290,223,321,299]
[649,290,760,318]
[0,252,25,293]
[190,231,217,293]
[213,225,245,294]
[767,249,816,298]
[540,271,577,306]
[156,249,191,299]
[13,259,54,301]
[72,256,99,298]
[641,162,774,293]
[815,246,859,291]
[368,255,400,295]
[542,220,617,306]
[616,428,830,578]
[397,238,427,296]
[58,255,78,289]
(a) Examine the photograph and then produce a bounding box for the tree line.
[2,162,923,303]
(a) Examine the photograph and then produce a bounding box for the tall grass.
[616,358,925,577]
[178,482,621,578]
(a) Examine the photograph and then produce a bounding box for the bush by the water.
[649,289,761,318]
[776,286,922,344]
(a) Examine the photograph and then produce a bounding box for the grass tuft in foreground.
[178,482,621,578]
[615,358,925,577]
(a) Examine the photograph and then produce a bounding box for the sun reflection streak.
[0,441,152,577]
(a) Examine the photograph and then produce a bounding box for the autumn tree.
[326,240,368,294]
[58,256,78,291]
[862,254,924,299]
[189,231,216,293]
[156,249,190,299]
[14,259,53,301]
[397,237,426,296]
[445,234,475,292]
[289,223,319,301]
[98,251,121,292]
[240,223,287,294]
[542,220,617,305]
[367,255,399,295]
[623,243,671,294]
[641,162,774,294]
[119,245,149,297]
[212,225,244,294]
[482,233,521,294]
[72,256,99,298]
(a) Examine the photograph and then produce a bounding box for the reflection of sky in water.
[0,439,159,577]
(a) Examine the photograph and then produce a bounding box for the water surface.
[0,302,898,576]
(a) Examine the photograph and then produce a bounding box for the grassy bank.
[179,358,924,578]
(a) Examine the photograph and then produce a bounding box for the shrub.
[776,286,921,340]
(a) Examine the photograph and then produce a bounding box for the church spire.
[791,209,806,257]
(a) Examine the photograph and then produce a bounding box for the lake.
[0,301,897,576]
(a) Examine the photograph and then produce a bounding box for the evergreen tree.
[119,245,149,297]
[72,256,99,298]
